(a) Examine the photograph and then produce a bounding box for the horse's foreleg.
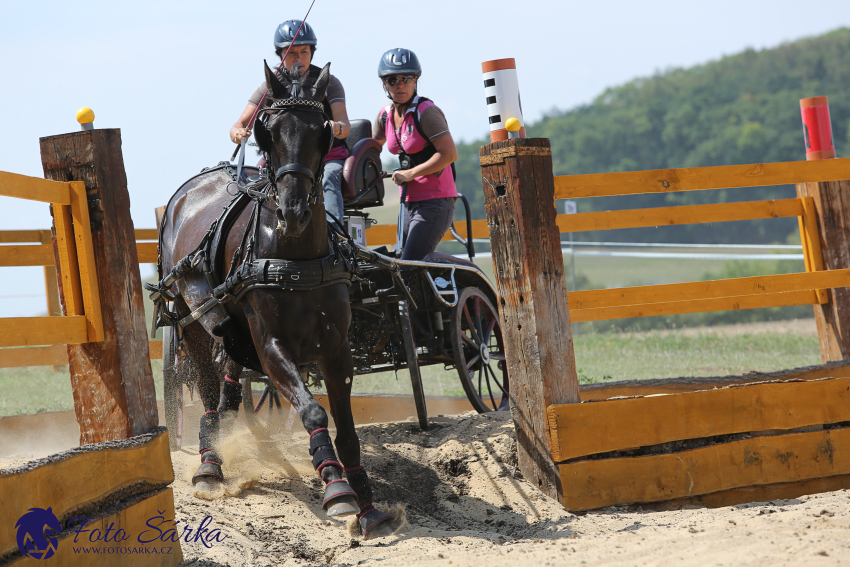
[261,338,359,518]
[321,345,393,537]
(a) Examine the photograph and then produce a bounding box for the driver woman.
[230,20,351,222]
[372,48,459,261]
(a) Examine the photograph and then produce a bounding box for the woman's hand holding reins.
[391,169,416,185]
[231,127,252,144]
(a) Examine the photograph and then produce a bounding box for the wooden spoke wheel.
[450,287,509,413]
[241,374,285,429]
[162,326,185,451]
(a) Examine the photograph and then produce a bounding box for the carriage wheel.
[162,326,184,451]
[241,374,285,430]
[399,300,429,429]
[450,287,509,413]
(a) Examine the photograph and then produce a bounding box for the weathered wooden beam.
[579,358,850,400]
[548,377,850,462]
[554,157,850,199]
[558,426,850,511]
[479,138,580,502]
[796,179,850,361]
[40,129,157,444]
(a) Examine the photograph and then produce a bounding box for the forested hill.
[453,27,850,244]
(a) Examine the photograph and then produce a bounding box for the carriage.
[160,119,508,450]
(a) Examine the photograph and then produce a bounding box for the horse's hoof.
[359,507,394,540]
[193,479,221,494]
[192,462,224,488]
[326,495,359,518]
[322,479,358,516]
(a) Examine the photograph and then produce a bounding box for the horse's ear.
[311,62,331,103]
[264,60,289,99]
[253,117,273,153]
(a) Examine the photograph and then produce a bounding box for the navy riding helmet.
[274,20,318,51]
[379,48,421,101]
[378,48,422,78]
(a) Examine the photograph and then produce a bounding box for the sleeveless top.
[380,97,458,202]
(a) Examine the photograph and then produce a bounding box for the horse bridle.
[257,97,334,205]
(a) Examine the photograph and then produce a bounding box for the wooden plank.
[41,231,62,320]
[0,244,54,267]
[559,427,850,511]
[557,199,802,233]
[149,340,162,359]
[570,290,817,322]
[548,377,850,462]
[480,138,580,502]
[69,180,104,343]
[568,268,850,311]
[41,129,158,443]
[580,359,850,401]
[134,228,158,240]
[796,179,850,362]
[648,474,850,511]
[51,204,83,317]
[799,196,829,304]
[0,230,43,244]
[554,157,850,199]
[0,170,72,205]
[0,316,87,347]
[0,345,68,367]
[0,429,175,561]
[136,242,158,263]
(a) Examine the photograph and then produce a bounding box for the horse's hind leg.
[218,360,243,438]
[321,346,394,537]
[179,320,227,491]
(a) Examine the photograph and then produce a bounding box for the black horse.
[157,61,392,537]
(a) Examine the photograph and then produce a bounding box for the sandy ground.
[169,410,850,567]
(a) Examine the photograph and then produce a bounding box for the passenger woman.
[230,20,351,222]
[372,48,459,261]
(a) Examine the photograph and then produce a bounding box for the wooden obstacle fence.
[0,128,181,565]
[479,136,850,511]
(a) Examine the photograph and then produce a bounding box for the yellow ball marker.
[505,117,521,139]
[76,107,95,131]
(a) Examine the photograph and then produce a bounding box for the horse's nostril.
[275,208,285,224]
[299,209,312,227]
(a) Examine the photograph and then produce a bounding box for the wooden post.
[479,137,581,501]
[40,129,157,443]
[796,97,850,361]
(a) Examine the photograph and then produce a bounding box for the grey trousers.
[401,197,456,261]
[323,159,345,223]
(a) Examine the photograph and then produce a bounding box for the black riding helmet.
[378,48,421,101]
[274,20,318,57]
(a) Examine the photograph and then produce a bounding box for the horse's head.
[254,60,334,238]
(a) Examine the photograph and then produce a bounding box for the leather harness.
[147,96,351,336]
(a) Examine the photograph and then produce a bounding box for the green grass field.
[0,321,820,417]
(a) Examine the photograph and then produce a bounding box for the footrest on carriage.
[422,251,479,270]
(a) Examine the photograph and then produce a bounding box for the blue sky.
[1,0,849,315]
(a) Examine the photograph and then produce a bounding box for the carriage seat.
[341,119,385,209]
[422,251,480,271]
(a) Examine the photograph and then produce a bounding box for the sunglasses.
[385,76,415,87]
